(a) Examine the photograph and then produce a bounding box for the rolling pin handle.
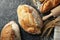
[42,13,52,21]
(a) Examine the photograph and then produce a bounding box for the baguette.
[40,0,60,13]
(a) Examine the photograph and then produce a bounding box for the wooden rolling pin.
[43,5,60,20]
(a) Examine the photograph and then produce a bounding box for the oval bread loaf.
[17,5,43,34]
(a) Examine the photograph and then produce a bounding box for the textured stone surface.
[0,0,33,30]
[0,0,53,40]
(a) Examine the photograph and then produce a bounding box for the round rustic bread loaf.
[1,21,21,40]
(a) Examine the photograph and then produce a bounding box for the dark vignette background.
[0,0,53,40]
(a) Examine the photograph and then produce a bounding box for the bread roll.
[17,5,43,34]
[1,21,21,40]
[40,0,60,13]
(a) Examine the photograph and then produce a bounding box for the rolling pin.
[43,5,60,20]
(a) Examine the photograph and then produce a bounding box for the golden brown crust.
[40,0,60,13]
[17,5,43,34]
[1,25,15,40]
[1,21,21,40]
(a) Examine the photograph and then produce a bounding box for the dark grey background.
[0,0,53,40]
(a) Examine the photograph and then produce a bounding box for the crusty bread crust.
[40,0,60,13]
[1,21,21,40]
[17,5,43,34]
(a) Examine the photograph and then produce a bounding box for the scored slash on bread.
[1,21,21,40]
[17,5,43,34]
[40,0,60,13]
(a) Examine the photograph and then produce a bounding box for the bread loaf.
[1,21,21,40]
[17,5,43,34]
[40,0,60,13]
